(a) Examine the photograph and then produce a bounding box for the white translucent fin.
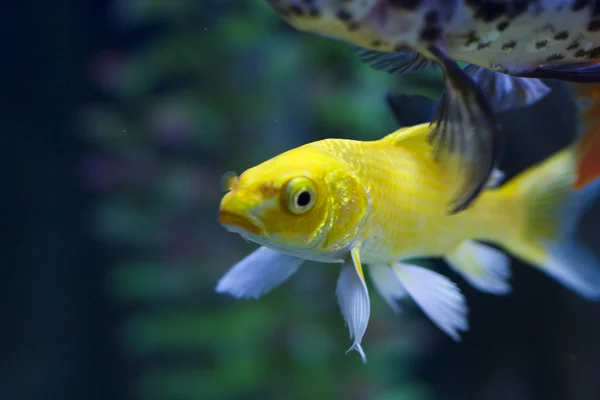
[518,167,600,300]
[542,178,600,299]
[336,248,370,364]
[392,262,468,341]
[215,246,304,299]
[367,263,408,314]
[541,240,600,300]
[485,168,505,189]
[445,240,512,295]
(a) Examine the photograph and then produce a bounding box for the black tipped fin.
[353,46,435,75]
[463,65,551,111]
[427,45,502,214]
[517,62,600,83]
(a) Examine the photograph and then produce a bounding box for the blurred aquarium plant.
[79,1,445,399]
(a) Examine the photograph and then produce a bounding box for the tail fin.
[500,146,600,300]
[573,84,600,189]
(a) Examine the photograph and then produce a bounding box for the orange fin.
[572,83,600,190]
[575,84,600,123]
[575,119,600,190]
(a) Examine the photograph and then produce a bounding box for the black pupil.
[296,191,311,207]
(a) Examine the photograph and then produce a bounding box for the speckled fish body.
[266,0,455,52]
[215,122,600,363]
[269,0,600,71]
[447,2,600,73]
[264,0,600,216]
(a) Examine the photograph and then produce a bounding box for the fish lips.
[218,210,262,236]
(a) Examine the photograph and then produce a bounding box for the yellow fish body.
[216,123,600,362]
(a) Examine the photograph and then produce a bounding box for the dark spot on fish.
[554,31,570,41]
[420,26,442,42]
[567,41,580,50]
[389,0,423,10]
[497,21,510,31]
[589,20,600,32]
[260,181,278,198]
[501,41,516,51]
[575,49,588,58]
[419,7,443,42]
[477,41,492,50]
[336,9,352,22]
[464,30,480,46]
[535,40,548,50]
[290,5,304,16]
[393,43,411,52]
[571,0,587,12]
[589,46,600,59]
[308,8,320,17]
[546,53,565,62]
[346,21,360,31]
[371,39,382,47]
[425,10,439,23]
[474,1,508,22]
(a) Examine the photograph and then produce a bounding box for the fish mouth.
[218,210,262,236]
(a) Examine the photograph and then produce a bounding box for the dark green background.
[3,1,600,399]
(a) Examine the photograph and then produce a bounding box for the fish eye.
[285,177,317,214]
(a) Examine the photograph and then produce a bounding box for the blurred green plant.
[81,1,444,399]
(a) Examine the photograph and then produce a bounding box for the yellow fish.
[216,123,600,363]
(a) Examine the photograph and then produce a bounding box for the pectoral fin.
[336,248,370,363]
[428,45,502,214]
[445,240,512,295]
[367,263,408,314]
[215,246,304,299]
[463,65,551,111]
[391,262,468,341]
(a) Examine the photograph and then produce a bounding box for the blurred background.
[4,1,600,399]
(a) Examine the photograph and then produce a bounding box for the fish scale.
[318,137,475,262]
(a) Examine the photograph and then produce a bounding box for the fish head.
[218,143,371,257]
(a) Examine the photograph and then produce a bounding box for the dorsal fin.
[379,123,432,155]
[380,123,505,193]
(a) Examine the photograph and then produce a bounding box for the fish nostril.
[221,171,239,192]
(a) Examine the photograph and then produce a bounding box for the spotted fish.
[264,0,600,213]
